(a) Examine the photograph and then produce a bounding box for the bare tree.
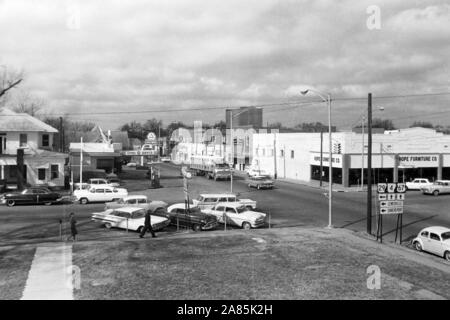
[12,91,45,116]
[0,66,23,101]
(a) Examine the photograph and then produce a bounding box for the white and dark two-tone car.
[412,226,450,261]
[91,207,170,232]
[202,202,266,230]
[105,195,168,216]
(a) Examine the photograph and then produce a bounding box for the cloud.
[0,0,448,129]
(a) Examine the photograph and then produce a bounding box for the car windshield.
[197,196,204,201]
[441,232,450,240]
[236,206,247,213]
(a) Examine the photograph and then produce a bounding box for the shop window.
[42,134,49,147]
[38,169,46,181]
[291,150,294,159]
[20,134,28,147]
[51,164,59,179]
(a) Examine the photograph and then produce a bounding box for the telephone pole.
[367,93,373,235]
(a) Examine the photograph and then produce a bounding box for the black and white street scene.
[0,0,449,302]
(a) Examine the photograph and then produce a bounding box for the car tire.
[80,198,88,205]
[192,224,201,232]
[242,222,251,230]
[105,223,112,229]
[444,251,450,262]
[44,201,52,206]
[248,184,252,188]
[6,200,15,207]
[137,226,143,233]
[414,241,422,252]
[433,190,439,196]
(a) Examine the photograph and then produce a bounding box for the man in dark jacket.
[139,210,156,238]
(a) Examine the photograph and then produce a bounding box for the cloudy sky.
[0,0,449,129]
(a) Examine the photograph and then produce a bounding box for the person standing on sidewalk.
[67,212,78,242]
[139,211,156,238]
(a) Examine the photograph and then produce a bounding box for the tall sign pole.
[80,137,83,187]
[320,129,323,187]
[367,93,373,235]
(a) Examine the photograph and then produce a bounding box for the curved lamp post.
[301,89,333,229]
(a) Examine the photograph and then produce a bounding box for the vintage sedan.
[0,187,61,207]
[247,175,274,190]
[167,203,218,231]
[412,226,450,261]
[105,195,168,215]
[421,180,450,196]
[74,186,128,204]
[202,202,266,230]
[406,178,432,190]
[91,207,170,232]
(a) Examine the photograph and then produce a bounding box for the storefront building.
[252,127,450,187]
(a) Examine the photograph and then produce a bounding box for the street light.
[301,89,333,229]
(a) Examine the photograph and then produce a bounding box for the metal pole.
[320,130,323,187]
[80,137,83,187]
[327,94,333,228]
[230,115,233,193]
[361,116,365,190]
[367,93,373,235]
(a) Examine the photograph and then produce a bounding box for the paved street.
[0,163,449,247]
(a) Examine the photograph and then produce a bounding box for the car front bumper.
[201,221,219,230]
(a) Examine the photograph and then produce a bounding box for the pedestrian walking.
[139,210,156,238]
[67,212,78,242]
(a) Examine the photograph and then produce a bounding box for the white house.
[0,108,67,188]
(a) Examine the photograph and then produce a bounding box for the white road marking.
[21,244,73,300]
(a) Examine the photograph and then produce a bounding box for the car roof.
[421,226,450,233]
[199,193,236,197]
[124,195,147,200]
[112,207,145,213]
[214,202,244,208]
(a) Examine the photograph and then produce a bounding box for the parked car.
[167,203,219,231]
[0,187,61,207]
[192,193,257,210]
[73,182,91,190]
[421,180,450,196]
[160,156,171,162]
[105,195,168,215]
[107,177,121,188]
[245,167,268,177]
[412,226,450,261]
[202,203,266,230]
[406,178,433,190]
[247,175,274,190]
[91,207,170,232]
[126,162,137,167]
[74,186,128,204]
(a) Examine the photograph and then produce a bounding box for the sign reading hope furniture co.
[398,154,439,168]
[377,182,406,215]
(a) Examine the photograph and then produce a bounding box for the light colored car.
[247,175,274,190]
[107,177,121,188]
[91,207,170,232]
[192,193,257,210]
[74,186,128,204]
[412,226,450,261]
[126,162,137,167]
[202,202,266,229]
[406,178,432,190]
[88,178,110,186]
[160,156,171,162]
[421,180,450,196]
[245,167,268,177]
[105,195,168,215]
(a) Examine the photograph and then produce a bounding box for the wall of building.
[3,131,54,154]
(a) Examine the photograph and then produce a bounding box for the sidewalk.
[234,170,366,193]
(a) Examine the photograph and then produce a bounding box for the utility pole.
[361,116,365,190]
[80,137,83,187]
[59,117,63,152]
[320,129,323,187]
[367,93,373,235]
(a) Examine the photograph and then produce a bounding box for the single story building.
[252,127,450,187]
